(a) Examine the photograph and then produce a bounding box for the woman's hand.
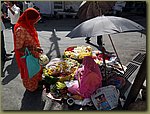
[28,46,43,53]
[36,47,43,53]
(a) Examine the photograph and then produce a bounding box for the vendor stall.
[42,45,127,110]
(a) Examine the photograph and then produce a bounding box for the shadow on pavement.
[1,55,20,85]
[4,18,80,32]
[35,18,80,32]
[86,41,115,54]
[46,29,61,59]
[86,41,102,51]
[20,89,45,110]
[1,61,6,78]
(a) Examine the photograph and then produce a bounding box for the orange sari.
[14,8,42,92]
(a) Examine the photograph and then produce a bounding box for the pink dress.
[68,56,103,98]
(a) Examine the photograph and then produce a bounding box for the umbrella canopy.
[66,15,145,38]
[77,1,115,22]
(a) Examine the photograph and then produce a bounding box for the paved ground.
[1,15,146,110]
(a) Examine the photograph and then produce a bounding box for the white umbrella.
[66,15,144,38]
[66,15,145,74]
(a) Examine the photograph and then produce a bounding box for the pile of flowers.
[43,58,80,77]
[42,57,81,99]
[63,45,92,60]
[92,50,117,65]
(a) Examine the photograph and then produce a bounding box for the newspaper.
[91,85,119,110]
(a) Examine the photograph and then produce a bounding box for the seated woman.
[14,8,43,92]
[68,56,103,98]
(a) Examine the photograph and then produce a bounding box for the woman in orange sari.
[14,8,43,92]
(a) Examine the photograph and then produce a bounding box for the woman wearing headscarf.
[14,8,43,92]
[68,56,103,98]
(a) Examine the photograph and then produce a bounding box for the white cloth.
[8,4,20,24]
[82,98,91,106]
[1,21,5,31]
[74,98,91,106]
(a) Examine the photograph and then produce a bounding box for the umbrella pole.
[108,34,125,73]
[102,46,107,81]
